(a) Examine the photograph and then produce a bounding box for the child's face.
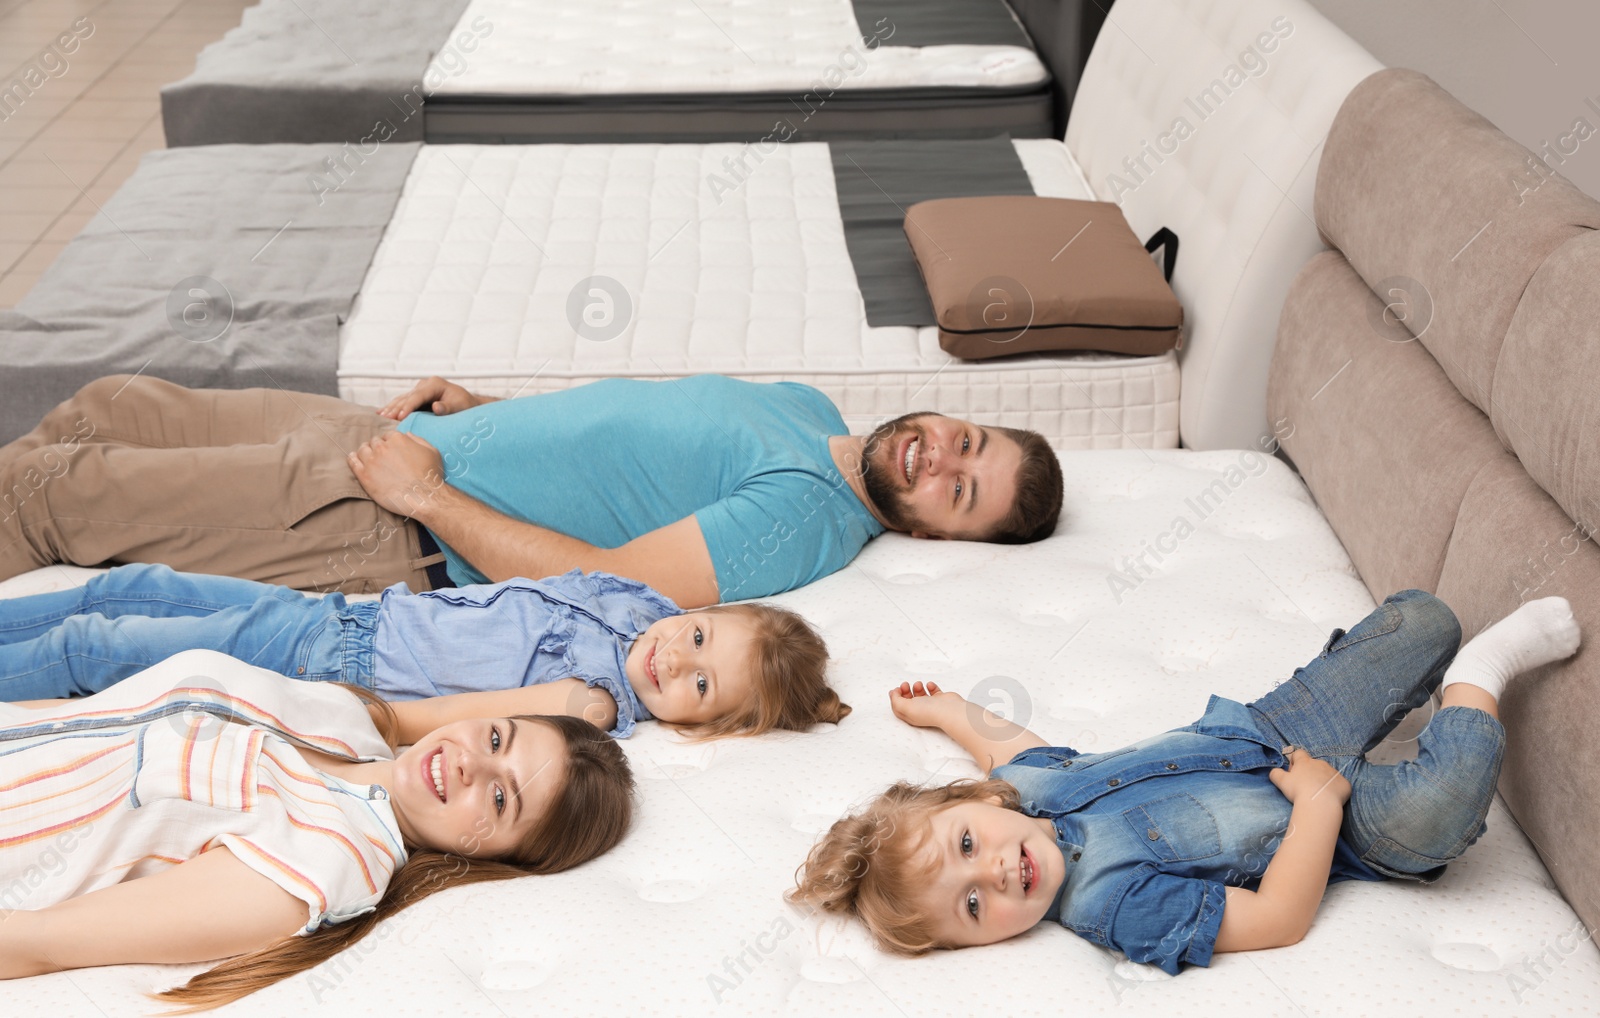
[389,718,567,857]
[625,612,756,725]
[911,798,1065,948]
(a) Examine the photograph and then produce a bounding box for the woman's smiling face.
[387,718,568,857]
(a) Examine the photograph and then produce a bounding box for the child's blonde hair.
[787,778,1022,954]
[675,602,849,740]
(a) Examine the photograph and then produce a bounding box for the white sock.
[1441,597,1581,700]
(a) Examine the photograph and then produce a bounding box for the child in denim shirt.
[791,592,1578,969]
[0,563,847,743]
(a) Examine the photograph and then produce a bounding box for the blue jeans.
[0,563,379,700]
[1247,590,1504,882]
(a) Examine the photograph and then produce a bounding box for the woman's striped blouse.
[0,649,408,934]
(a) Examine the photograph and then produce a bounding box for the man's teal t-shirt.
[396,376,885,600]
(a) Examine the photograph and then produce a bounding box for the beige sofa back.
[1268,68,1600,941]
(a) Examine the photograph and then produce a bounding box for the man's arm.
[375,376,499,421]
[387,679,618,744]
[418,488,720,608]
[346,432,721,608]
[888,681,1047,774]
[0,846,306,978]
[1213,749,1349,953]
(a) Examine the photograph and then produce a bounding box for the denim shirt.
[370,570,681,737]
[991,696,1382,974]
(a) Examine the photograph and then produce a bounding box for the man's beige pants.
[0,375,443,593]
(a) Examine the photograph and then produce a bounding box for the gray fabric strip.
[160,0,470,146]
[0,142,421,445]
[424,86,1053,143]
[830,138,1036,327]
[852,0,1035,49]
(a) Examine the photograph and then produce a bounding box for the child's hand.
[888,681,963,729]
[1269,747,1352,808]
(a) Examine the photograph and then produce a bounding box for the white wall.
[1308,0,1600,199]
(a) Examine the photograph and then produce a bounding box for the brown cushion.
[903,196,1182,360]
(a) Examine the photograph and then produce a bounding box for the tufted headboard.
[1062,0,1381,450]
[1269,68,1600,942]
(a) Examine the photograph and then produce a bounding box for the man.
[0,373,1062,608]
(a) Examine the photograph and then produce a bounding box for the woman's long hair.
[151,702,633,1012]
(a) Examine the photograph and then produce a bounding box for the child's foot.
[1441,597,1580,699]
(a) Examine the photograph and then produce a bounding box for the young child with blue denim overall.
[791,591,1580,968]
[0,563,846,743]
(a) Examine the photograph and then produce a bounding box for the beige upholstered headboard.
[1268,69,1600,940]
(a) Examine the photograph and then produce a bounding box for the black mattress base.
[423,86,1053,144]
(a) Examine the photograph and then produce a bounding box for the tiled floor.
[0,0,253,307]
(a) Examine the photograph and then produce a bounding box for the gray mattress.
[161,0,473,146]
[0,130,1051,443]
[0,143,420,446]
[162,0,1055,147]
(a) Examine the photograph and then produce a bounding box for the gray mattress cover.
[0,143,419,446]
[163,0,1051,147]
[851,0,1034,48]
[161,0,470,146]
[830,137,1036,327]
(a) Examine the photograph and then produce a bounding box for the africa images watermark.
[0,416,97,525]
[0,17,94,123]
[308,16,495,205]
[1106,417,1296,604]
[718,439,871,601]
[704,17,897,205]
[0,822,95,914]
[1102,16,1295,203]
[705,812,901,1003]
[319,413,498,591]
[307,754,559,1004]
[1510,92,1600,206]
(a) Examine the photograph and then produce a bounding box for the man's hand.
[889,680,963,729]
[347,431,448,518]
[376,376,486,421]
[1269,747,1352,808]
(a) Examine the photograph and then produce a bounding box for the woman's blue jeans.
[1247,589,1505,881]
[0,563,365,699]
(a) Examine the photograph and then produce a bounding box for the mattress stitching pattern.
[338,139,1181,448]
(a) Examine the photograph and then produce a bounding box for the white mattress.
[434,0,1048,96]
[338,139,1183,449]
[3,450,1595,1014]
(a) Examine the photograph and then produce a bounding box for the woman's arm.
[12,698,71,710]
[387,679,619,745]
[0,846,306,978]
[1213,749,1351,953]
[888,681,1047,774]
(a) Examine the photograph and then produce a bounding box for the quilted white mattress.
[4,450,1596,1015]
[434,0,1047,96]
[338,139,1183,449]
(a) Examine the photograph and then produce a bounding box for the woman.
[0,648,634,1010]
